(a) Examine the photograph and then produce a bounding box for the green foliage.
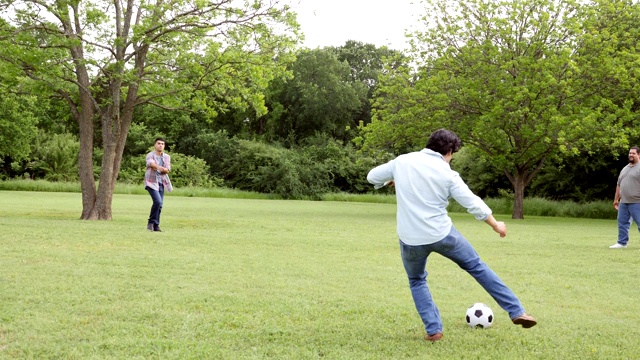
[451,147,511,198]
[116,153,145,185]
[175,130,240,178]
[357,60,425,154]
[364,0,640,218]
[574,0,640,143]
[0,0,301,218]
[218,135,393,198]
[299,134,394,193]
[118,149,223,189]
[0,93,39,161]
[261,48,368,143]
[527,153,621,202]
[168,152,223,188]
[331,41,410,129]
[27,131,79,181]
[453,146,621,203]
[123,122,159,157]
[116,131,391,198]
[224,140,332,199]
[447,196,616,219]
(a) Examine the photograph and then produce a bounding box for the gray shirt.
[154,154,164,184]
[618,163,640,203]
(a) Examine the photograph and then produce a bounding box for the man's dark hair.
[426,129,462,156]
[154,137,165,144]
[631,146,639,154]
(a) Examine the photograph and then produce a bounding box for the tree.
[0,0,299,219]
[362,0,640,219]
[332,41,408,128]
[259,48,367,144]
[0,93,38,164]
[0,49,39,172]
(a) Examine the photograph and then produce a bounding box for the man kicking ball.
[367,129,536,342]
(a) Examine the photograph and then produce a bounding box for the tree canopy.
[362,0,640,218]
[0,0,300,219]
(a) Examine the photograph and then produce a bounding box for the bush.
[117,153,145,184]
[447,196,616,219]
[223,140,332,199]
[175,133,392,197]
[169,152,223,188]
[176,131,239,178]
[299,134,394,194]
[118,151,222,189]
[27,131,79,181]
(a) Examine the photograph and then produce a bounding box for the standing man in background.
[145,137,173,232]
[610,146,640,249]
[367,129,536,342]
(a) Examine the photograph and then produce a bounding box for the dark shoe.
[424,332,443,342]
[153,225,162,232]
[512,314,537,328]
[146,223,154,231]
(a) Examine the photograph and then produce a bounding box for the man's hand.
[614,200,619,210]
[154,164,169,174]
[485,215,507,238]
[492,221,507,238]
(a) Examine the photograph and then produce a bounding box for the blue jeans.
[146,184,164,226]
[617,203,640,245]
[400,226,526,335]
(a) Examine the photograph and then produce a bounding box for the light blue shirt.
[367,148,492,245]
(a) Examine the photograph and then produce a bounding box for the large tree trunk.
[89,106,136,220]
[72,50,98,220]
[504,158,547,220]
[85,83,138,220]
[75,3,145,220]
[77,99,96,219]
[79,24,144,220]
[512,175,526,219]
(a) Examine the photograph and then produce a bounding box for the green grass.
[0,191,638,359]
[0,179,617,219]
[0,179,278,200]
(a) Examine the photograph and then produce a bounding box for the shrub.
[176,131,239,178]
[169,152,223,188]
[28,131,79,181]
[117,154,145,184]
[223,140,332,199]
[118,151,222,189]
[299,134,394,194]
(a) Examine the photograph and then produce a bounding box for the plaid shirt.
[145,151,173,192]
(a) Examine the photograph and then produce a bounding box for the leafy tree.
[28,131,79,182]
[258,48,367,144]
[0,53,40,173]
[362,0,640,219]
[0,93,38,164]
[0,0,299,219]
[333,41,408,128]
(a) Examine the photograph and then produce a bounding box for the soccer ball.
[465,303,494,328]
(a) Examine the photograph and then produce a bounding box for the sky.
[288,0,424,51]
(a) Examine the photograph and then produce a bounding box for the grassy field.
[0,191,638,359]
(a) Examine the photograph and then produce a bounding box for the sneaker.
[424,332,443,342]
[609,243,627,249]
[146,223,154,231]
[153,225,162,232]
[512,314,537,328]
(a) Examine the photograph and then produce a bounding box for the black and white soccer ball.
[465,303,494,328]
